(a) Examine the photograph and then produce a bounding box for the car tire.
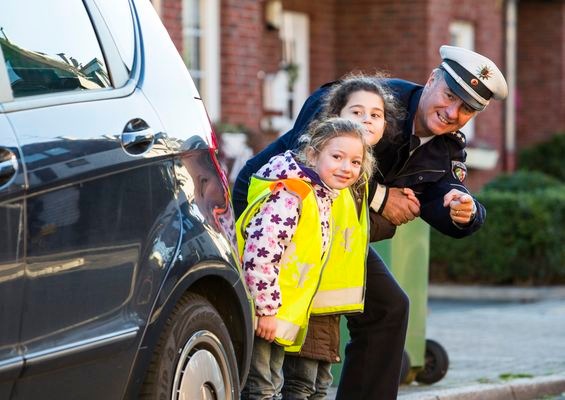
[141,293,240,400]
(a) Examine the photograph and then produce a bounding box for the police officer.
[232,45,508,400]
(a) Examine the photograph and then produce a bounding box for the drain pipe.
[504,0,518,171]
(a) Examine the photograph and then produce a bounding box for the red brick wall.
[517,1,565,151]
[334,0,429,83]
[220,0,263,135]
[282,0,338,90]
[160,0,183,55]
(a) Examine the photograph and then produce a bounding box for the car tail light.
[194,99,229,189]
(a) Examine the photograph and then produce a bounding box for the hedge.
[430,186,565,285]
[482,170,563,193]
[518,133,565,182]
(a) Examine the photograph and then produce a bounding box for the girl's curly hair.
[317,71,406,142]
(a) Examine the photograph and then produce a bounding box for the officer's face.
[339,90,386,146]
[416,72,477,137]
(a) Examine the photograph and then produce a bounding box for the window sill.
[465,147,499,170]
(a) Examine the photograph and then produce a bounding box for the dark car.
[0,0,253,399]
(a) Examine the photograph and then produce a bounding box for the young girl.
[237,117,375,400]
[281,74,416,400]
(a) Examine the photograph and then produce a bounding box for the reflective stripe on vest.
[311,185,369,315]
[236,176,329,349]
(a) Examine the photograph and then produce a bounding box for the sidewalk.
[327,285,565,400]
[398,374,565,400]
[428,284,565,302]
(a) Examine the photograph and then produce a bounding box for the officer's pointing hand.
[444,189,476,224]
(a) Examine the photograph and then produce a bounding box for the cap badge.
[470,78,479,87]
[476,65,493,81]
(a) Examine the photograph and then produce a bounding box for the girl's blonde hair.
[297,117,375,192]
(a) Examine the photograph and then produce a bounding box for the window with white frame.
[449,20,475,141]
[182,0,220,121]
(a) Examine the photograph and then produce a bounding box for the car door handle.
[121,118,155,155]
[0,148,18,187]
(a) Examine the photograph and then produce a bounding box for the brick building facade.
[156,0,564,190]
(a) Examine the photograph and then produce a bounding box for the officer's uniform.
[369,78,484,238]
[232,45,508,400]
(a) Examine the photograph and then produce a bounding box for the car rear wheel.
[141,293,239,400]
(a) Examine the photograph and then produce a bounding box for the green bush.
[430,187,565,285]
[518,133,565,181]
[482,170,564,193]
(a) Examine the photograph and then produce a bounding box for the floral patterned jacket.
[242,150,336,316]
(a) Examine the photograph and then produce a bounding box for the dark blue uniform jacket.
[232,79,485,239]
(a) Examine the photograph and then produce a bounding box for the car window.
[93,0,135,72]
[0,0,112,98]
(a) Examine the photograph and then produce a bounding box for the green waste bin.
[331,218,449,386]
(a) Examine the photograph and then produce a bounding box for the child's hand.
[382,187,420,225]
[256,315,277,342]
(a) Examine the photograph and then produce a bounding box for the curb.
[428,284,565,302]
[398,374,565,400]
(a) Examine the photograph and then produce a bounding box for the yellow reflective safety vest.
[310,184,369,315]
[236,176,330,349]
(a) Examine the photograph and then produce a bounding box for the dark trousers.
[336,247,409,400]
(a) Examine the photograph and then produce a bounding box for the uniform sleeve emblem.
[451,161,467,182]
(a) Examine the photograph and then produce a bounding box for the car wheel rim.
[172,330,233,400]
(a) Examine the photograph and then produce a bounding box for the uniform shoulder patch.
[451,161,467,182]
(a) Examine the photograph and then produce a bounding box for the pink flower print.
[267,237,277,248]
[245,274,255,287]
[246,243,257,253]
[265,225,274,233]
[273,160,284,170]
[261,204,274,215]
[257,292,267,304]
[284,197,297,209]
[261,265,270,274]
